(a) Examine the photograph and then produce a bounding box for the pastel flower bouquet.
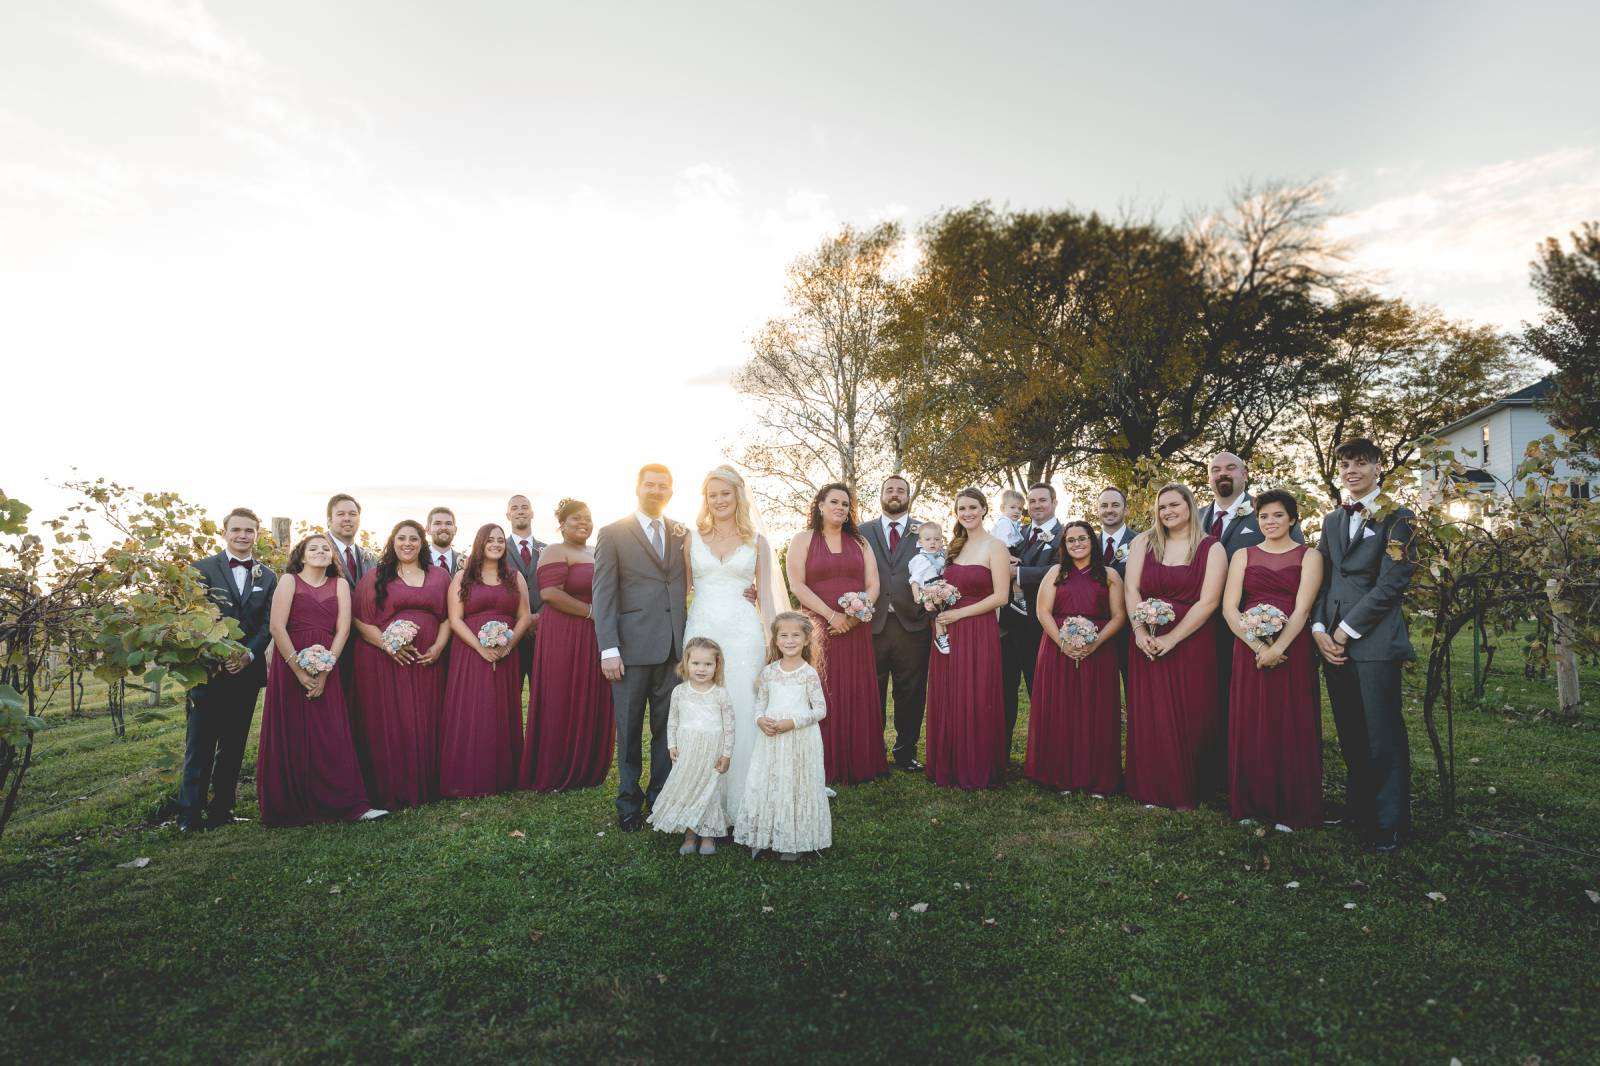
[478,619,512,669]
[1240,603,1288,645]
[1058,615,1100,668]
[295,645,338,677]
[1132,598,1177,631]
[914,580,961,613]
[837,591,874,623]
[381,619,420,655]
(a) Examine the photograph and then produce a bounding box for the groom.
[592,464,689,831]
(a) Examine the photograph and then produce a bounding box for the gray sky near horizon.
[4,1,1597,539]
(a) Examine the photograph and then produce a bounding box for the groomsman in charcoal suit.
[999,484,1063,751]
[178,508,276,832]
[1096,486,1138,686]
[326,493,376,699]
[503,494,548,687]
[1197,451,1304,781]
[862,475,929,772]
[592,465,689,831]
[1313,438,1416,852]
[425,505,461,573]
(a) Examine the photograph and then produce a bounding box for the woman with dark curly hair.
[520,499,616,792]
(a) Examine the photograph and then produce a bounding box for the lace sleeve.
[790,664,827,729]
[754,666,771,717]
[666,684,681,751]
[717,686,735,758]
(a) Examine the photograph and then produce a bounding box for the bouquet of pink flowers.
[1132,598,1177,631]
[837,591,873,623]
[1240,603,1288,644]
[381,619,420,655]
[1059,615,1099,668]
[914,580,961,613]
[295,645,338,677]
[478,619,511,670]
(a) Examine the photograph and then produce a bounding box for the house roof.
[1432,376,1554,438]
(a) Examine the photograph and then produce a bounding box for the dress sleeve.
[718,687,735,758]
[536,560,571,591]
[754,666,771,717]
[790,665,827,729]
[666,684,681,750]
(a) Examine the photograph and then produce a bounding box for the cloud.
[684,365,739,387]
[1331,147,1600,328]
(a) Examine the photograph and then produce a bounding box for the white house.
[1430,377,1593,499]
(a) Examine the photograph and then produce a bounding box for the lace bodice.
[667,683,735,758]
[689,530,757,591]
[754,661,827,729]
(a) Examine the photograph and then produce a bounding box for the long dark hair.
[946,487,988,562]
[1054,519,1107,587]
[286,533,343,579]
[460,523,513,603]
[375,519,428,610]
[808,482,862,541]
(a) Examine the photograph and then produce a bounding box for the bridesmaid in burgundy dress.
[439,524,534,798]
[351,520,451,809]
[924,488,1011,789]
[520,499,616,791]
[1123,484,1227,810]
[1221,489,1325,828]
[1026,520,1127,795]
[256,534,383,828]
[786,482,887,785]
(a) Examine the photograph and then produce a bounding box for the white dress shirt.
[331,536,361,575]
[1312,486,1382,641]
[880,514,910,547]
[433,548,454,570]
[223,550,255,661]
[1210,497,1245,539]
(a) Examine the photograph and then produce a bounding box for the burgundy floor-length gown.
[1025,565,1122,794]
[256,576,372,827]
[1228,545,1323,827]
[803,532,889,784]
[438,577,523,798]
[352,566,450,808]
[924,561,1006,789]
[519,560,615,791]
[1125,535,1220,810]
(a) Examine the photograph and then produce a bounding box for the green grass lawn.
[3,635,1598,1064]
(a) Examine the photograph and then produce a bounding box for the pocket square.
[250,585,265,592]
[1360,527,1377,539]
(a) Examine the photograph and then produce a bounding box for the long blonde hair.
[677,636,727,687]
[1146,482,1203,565]
[766,611,816,665]
[697,465,757,545]
[946,487,988,562]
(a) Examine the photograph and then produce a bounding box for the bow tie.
[228,558,254,569]
[1341,501,1367,515]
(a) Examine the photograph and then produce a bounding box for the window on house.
[1573,480,1593,501]
[1481,424,1490,465]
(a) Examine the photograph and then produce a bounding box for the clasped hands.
[1313,630,1349,666]
[1135,630,1172,661]
[756,715,792,737]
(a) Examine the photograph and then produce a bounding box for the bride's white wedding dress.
[684,530,769,818]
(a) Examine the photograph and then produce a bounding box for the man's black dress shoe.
[619,814,644,832]
[1367,829,1404,854]
[896,759,925,773]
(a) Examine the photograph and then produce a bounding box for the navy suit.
[179,552,276,825]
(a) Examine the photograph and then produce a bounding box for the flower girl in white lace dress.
[734,612,832,860]
[647,638,735,856]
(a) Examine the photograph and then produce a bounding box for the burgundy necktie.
[520,540,532,567]
[1210,512,1224,538]
[1105,536,1114,558]
[888,522,901,551]
[1026,527,1039,548]
[344,546,356,578]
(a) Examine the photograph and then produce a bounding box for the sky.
[3,1,1598,545]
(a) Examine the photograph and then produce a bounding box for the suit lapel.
[211,554,240,609]
[862,519,886,568]
[628,517,668,573]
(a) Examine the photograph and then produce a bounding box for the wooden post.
[272,517,290,551]
[1547,578,1582,717]
[146,669,164,708]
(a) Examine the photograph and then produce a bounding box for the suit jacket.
[862,514,928,635]
[1101,524,1138,578]
[429,548,462,576]
[331,540,377,586]
[504,534,548,614]
[1313,504,1416,662]
[1198,494,1305,558]
[592,515,688,667]
[1000,518,1063,638]
[194,552,277,688]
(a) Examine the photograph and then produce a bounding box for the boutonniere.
[1035,527,1055,546]
[1114,544,1130,563]
[251,564,263,582]
[1233,498,1254,518]
[668,521,688,539]
[1365,494,1393,525]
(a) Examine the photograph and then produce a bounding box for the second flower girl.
[735,612,832,861]
[647,637,735,855]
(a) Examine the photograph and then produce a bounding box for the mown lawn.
[3,635,1597,1064]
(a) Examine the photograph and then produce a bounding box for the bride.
[681,466,787,818]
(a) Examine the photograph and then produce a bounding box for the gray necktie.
[650,519,665,559]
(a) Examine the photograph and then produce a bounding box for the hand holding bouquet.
[1240,603,1288,645]
[381,619,420,659]
[1132,598,1176,631]
[478,620,512,669]
[1058,615,1099,668]
[836,591,873,623]
[295,645,338,677]
[914,580,961,613]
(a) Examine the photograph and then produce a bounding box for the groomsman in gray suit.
[1096,486,1138,686]
[425,506,461,573]
[861,475,928,772]
[1197,451,1304,783]
[326,493,377,585]
[1312,438,1417,852]
[592,465,688,831]
[504,494,547,685]
[999,483,1063,750]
